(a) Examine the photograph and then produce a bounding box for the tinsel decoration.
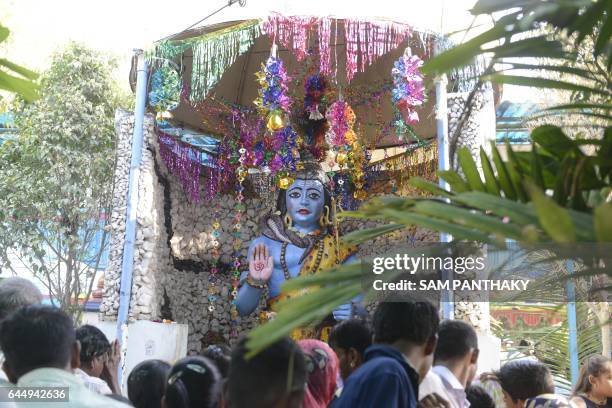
[190,20,261,101]
[254,55,291,132]
[262,14,317,61]
[391,47,425,141]
[157,129,202,203]
[229,146,247,339]
[262,14,412,83]
[345,20,412,82]
[148,66,181,112]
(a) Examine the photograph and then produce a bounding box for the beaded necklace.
[280,237,325,281]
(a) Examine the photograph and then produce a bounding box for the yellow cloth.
[267,234,357,341]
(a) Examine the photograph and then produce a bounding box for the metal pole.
[566,260,580,383]
[435,73,454,320]
[116,49,148,386]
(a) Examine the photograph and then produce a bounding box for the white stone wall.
[448,89,495,170]
[447,90,495,332]
[101,110,169,322]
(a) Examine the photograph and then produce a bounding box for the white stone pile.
[169,190,272,264]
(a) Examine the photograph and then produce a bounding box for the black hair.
[0,305,75,379]
[372,301,439,345]
[202,344,231,378]
[165,356,221,408]
[76,324,111,369]
[573,354,611,395]
[127,359,171,408]
[107,394,135,406]
[497,360,554,402]
[328,318,372,357]
[227,337,307,408]
[466,385,495,408]
[434,320,478,362]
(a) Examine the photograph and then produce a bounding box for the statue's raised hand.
[249,243,273,282]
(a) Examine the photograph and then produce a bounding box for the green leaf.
[408,177,454,197]
[342,223,404,245]
[505,63,599,82]
[569,0,608,45]
[452,191,540,225]
[0,72,38,102]
[438,170,470,193]
[480,148,501,196]
[379,208,494,242]
[526,183,576,243]
[531,125,576,159]
[530,144,546,189]
[482,74,612,97]
[412,201,525,240]
[457,147,485,192]
[594,203,612,242]
[490,142,517,200]
[471,0,538,14]
[487,36,567,59]
[505,142,529,202]
[421,22,510,75]
[0,59,39,80]
[0,25,9,43]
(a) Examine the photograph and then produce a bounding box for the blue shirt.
[331,344,420,408]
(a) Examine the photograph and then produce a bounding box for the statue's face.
[286,179,325,229]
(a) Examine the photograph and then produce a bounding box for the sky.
[2,0,485,90]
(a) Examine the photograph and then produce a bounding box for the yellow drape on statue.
[266,234,357,341]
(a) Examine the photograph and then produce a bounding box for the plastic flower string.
[391,48,425,141]
[148,66,181,112]
[254,55,291,133]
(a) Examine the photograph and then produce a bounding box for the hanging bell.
[335,152,348,166]
[267,111,285,132]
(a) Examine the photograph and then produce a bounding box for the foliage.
[0,24,38,102]
[0,42,124,319]
[423,0,612,125]
[246,0,612,358]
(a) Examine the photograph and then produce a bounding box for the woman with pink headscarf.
[298,339,340,408]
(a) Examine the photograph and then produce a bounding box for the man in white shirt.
[0,305,129,407]
[421,320,479,408]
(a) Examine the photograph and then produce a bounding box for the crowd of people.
[0,277,610,408]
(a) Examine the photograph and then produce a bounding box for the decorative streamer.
[190,20,261,101]
[262,15,411,82]
[262,13,317,61]
[344,19,412,82]
[157,129,202,202]
[319,17,332,75]
[229,146,247,339]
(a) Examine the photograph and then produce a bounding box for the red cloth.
[299,339,339,408]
